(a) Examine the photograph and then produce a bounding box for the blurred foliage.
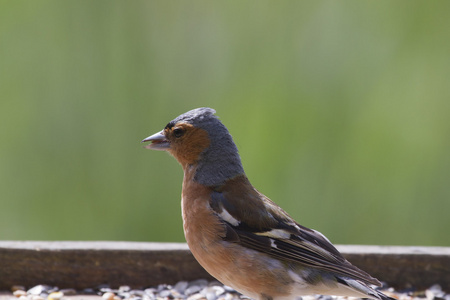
[0,1,449,246]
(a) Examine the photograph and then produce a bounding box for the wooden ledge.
[0,242,449,291]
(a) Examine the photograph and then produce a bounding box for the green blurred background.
[1,1,449,246]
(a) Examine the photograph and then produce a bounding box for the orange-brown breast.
[181,167,293,299]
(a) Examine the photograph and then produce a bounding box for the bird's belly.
[185,225,295,300]
[181,192,293,300]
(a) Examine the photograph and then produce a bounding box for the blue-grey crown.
[167,107,216,129]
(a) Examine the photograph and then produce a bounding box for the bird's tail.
[336,277,395,300]
[374,290,396,300]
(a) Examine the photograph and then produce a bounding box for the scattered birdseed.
[47,292,63,300]
[3,280,449,300]
[11,287,26,293]
[27,286,55,296]
[101,292,115,300]
[12,290,27,298]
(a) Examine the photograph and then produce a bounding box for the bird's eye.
[173,127,185,138]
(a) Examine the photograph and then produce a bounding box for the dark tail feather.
[374,290,396,300]
[336,276,395,300]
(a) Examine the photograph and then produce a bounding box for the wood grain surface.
[0,242,448,291]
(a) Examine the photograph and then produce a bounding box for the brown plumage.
[142,108,393,300]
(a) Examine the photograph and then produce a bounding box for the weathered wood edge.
[0,242,449,292]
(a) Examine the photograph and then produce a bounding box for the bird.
[142,107,392,300]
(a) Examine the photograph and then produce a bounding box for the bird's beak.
[141,130,170,151]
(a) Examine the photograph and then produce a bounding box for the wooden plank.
[0,242,448,291]
[0,241,211,290]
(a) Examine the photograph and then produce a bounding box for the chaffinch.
[142,108,392,300]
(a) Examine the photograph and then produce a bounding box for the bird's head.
[142,108,244,186]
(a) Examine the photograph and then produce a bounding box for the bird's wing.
[210,190,381,287]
